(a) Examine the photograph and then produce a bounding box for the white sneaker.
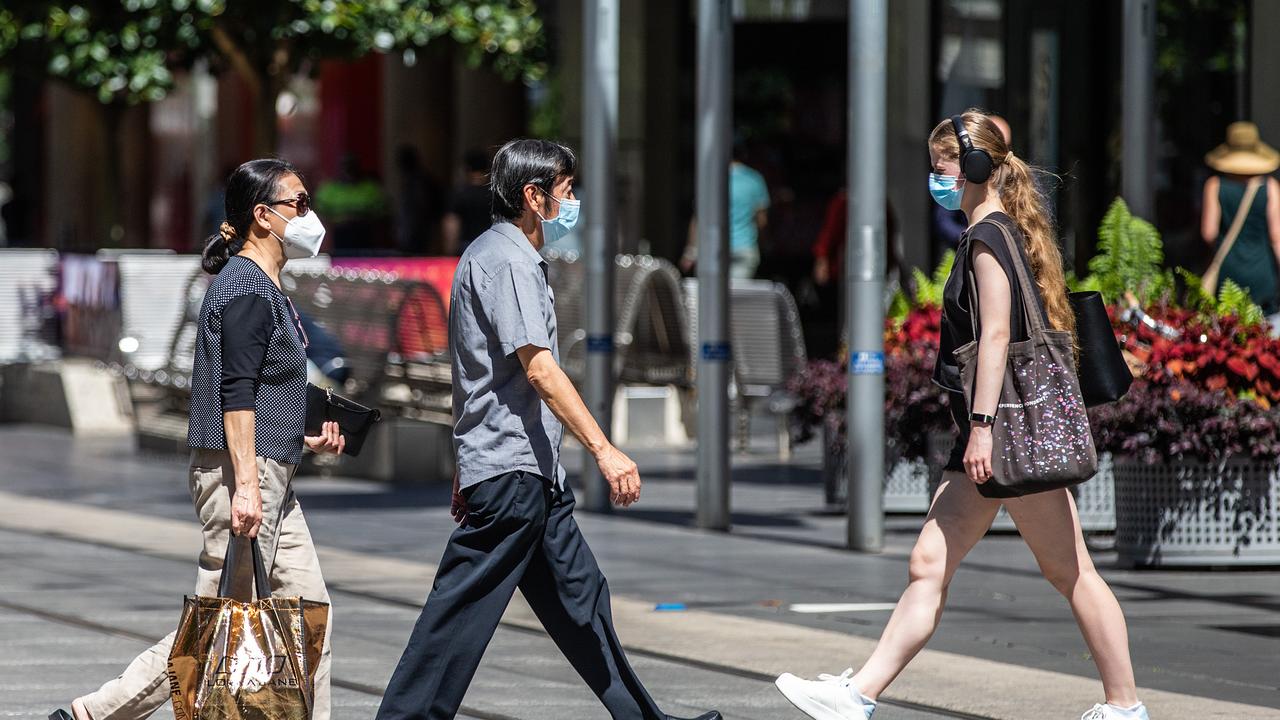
[775,669,876,720]
[1080,702,1150,720]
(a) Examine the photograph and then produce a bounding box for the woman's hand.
[304,421,346,455]
[964,424,994,486]
[232,485,263,537]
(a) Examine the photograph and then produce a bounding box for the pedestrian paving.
[1,425,1278,719]
[0,530,945,719]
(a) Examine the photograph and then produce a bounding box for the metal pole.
[581,0,619,512]
[696,0,732,531]
[1122,0,1155,220]
[846,0,886,552]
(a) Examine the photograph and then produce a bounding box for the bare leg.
[1002,489,1139,707]
[850,472,1001,699]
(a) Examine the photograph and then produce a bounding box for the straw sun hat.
[1205,121,1280,175]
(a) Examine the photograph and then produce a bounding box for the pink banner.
[331,257,459,309]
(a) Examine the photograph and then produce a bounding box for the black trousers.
[376,470,666,720]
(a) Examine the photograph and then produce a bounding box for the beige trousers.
[79,449,332,720]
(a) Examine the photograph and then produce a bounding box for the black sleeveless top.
[932,212,1049,393]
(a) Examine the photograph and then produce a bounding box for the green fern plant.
[1087,198,1171,305]
[911,250,955,309]
[1066,270,1101,294]
[888,288,912,322]
[1175,268,1265,326]
[1175,267,1215,314]
[1216,279,1266,327]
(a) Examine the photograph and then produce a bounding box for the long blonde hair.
[928,109,1076,341]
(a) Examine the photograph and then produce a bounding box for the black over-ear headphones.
[951,115,993,184]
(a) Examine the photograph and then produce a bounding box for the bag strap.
[1202,175,1264,295]
[218,535,272,600]
[963,217,1047,341]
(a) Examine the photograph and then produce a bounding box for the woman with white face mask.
[52,159,345,720]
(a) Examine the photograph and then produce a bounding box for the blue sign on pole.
[701,342,732,362]
[850,351,885,375]
[587,334,614,353]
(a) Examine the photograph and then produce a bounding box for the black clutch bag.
[305,384,382,457]
[1069,291,1134,407]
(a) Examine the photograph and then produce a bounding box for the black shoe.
[666,713,722,720]
[50,712,73,720]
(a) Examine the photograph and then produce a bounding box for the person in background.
[680,141,771,279]
[314,153,389,253]
[442,148,493,256]
[1200,121,1280,317]
[933,114,1011,252]
[811,193,903,291]
[395,145,443,255]
[201,165,236,247]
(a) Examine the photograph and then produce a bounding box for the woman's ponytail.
[998,151,1076,343]
[201,221,244,275]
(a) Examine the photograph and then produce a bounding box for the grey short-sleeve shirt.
[450,222,565,490]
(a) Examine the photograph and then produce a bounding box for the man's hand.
[231,483,263,537]
[451,472,468,524]
[515,344,642,508]
[595,444,641,507]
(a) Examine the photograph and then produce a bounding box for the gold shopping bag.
[168,537,328,720]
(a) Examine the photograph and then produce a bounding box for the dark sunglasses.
[266,191,311,217]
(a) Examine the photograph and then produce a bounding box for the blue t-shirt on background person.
[729,162,770,255]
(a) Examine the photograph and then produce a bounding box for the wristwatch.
[969,412,996,426]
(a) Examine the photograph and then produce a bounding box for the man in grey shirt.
[376,140,721,720]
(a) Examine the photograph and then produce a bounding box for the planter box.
[1114,457,1280,566]
[823,449,931,512]
[990,454,1115,533]
[823,421,950,513]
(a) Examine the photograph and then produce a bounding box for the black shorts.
[944,391,969,473]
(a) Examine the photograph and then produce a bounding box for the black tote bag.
[1069,291,1133,407]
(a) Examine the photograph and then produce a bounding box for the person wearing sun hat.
[1201,121,1280,317]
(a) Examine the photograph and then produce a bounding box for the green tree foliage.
[1087,197,1171,305]
[0,1,547,149]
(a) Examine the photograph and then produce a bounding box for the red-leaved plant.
[1127,302,1280,407]
[788,306,953,460]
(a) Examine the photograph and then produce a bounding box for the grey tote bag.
[953,219,1098,498]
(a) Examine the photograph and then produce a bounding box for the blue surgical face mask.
[536,189,581,244]
[929,172,965,212]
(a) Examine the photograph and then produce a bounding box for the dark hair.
[201,158,300,274]
[488,139,576,223]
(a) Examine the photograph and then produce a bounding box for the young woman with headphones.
[774,110,1148,720]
